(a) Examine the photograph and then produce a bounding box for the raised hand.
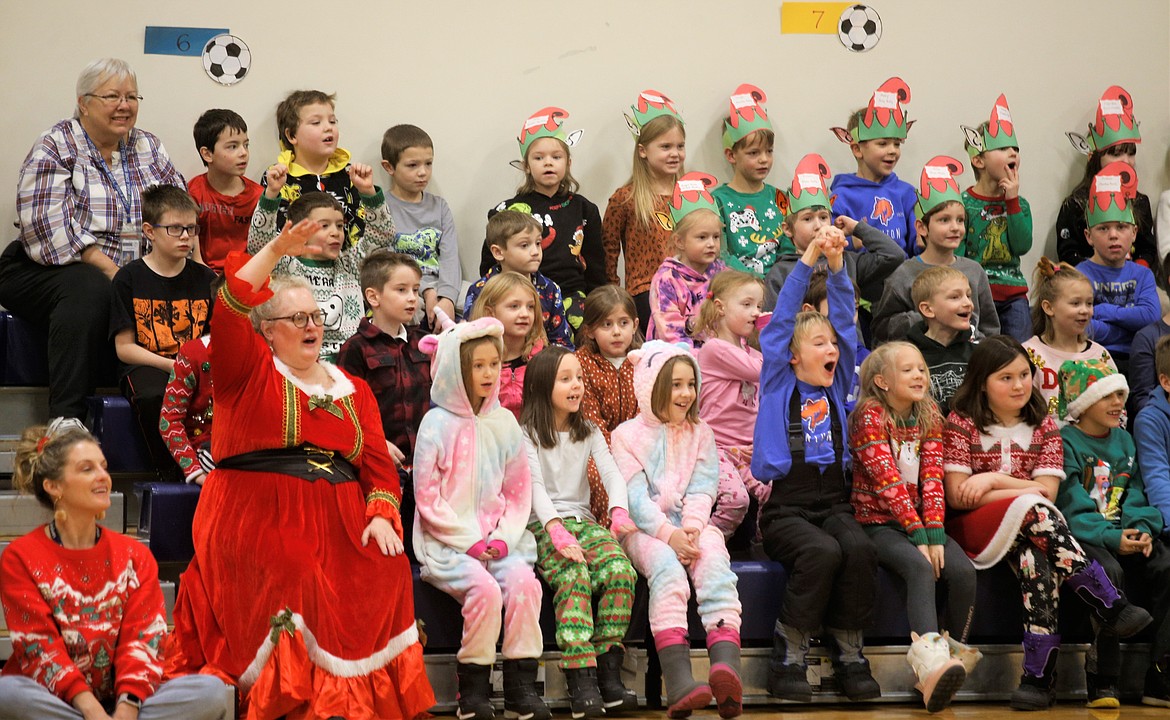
[348,163,376,196]
[264,163,289,200]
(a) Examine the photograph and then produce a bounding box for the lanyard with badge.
[84,131,140,266]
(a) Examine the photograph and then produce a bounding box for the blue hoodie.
[752,260,856,483]
[1133,388,1170,530]
[830,171,919,258]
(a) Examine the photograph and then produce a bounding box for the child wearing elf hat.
[1076,161,1160,368]
[647,172,727,346]
[480,107,605,335]
[753,209,882,704]
[1058,87,1158,272]
[1055,358,1170,708]
[711,84,788,276]
[762,154,903,314]
[602,90,687,337]
[960,94,1033,344]
[872,156,999,344]
[830,77,920,259]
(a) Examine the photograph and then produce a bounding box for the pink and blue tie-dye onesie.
[412,318,543,665]
[647,256,727,345]
[610,341,742,640]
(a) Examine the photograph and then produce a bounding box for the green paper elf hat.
[914,155,965,219]
[785,154,833,216]
[517,106,583,159]
[625,89,684,138]
[669,171,719,225]
[1086,161,1138,228]
[834,77,912,143]
[961,94,1018,158]
[1089,86,1141,152]
[722,83,772,150]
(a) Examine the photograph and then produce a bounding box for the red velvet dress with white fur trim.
[166,253,434,720]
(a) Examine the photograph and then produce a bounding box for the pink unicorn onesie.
[611,340,744,718]
[412,317,548,720]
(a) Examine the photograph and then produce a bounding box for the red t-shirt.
[188,173,262,272]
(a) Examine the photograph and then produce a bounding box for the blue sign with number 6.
[144,26,228,57]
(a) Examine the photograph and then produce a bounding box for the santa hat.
[1088,86,1141,152]
[962,94,1018,158]
[628,340,698,418]
[668,172,719,226]
[722,83,772,150]
[1057,358,1128,422]
[914,156,965,219]
[784,154,833,216]
[625,89,684,138]
[1085,161,1138,228]
[517,106,581,159]
[845,77,912,142]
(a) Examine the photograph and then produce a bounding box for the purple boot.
[1066,560,1153,637]
[1010,632,1060,711]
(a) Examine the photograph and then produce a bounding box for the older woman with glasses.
[0,57,185,420]
[166,222,434,719]
[0,419,229,720]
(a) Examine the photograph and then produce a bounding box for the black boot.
[596,648,638,713]
[503,658,551,720]
[765,631,811,702]
[1144,656,1170,708]
[564,667,605,719]
[1009,632,1059,711]
[457,662,495,720]
[1066,560,1153,637]
[657,642,711,718]
[835,658,881,701]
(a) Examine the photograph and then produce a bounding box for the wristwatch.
[117,692,142,709]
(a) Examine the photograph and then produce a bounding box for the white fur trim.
[272,356,355,401]
[1064,373,1128,422]
[238,613,419,690]
[969,494,1060,570]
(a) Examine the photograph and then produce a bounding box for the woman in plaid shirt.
[0,57,185,420]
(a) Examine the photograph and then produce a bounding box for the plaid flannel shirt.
[17,118,185,266]
[337,319,432,464]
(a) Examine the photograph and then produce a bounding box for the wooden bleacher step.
[0,490,126,535]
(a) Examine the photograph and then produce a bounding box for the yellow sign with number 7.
[780,2,856,34]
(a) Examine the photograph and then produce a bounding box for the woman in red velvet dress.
[167,219,434,720]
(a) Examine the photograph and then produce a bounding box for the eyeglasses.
[267,311,325,328]
[156,224,200,238]
[85,93,143,106]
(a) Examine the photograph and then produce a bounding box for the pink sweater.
[696,337,761,447]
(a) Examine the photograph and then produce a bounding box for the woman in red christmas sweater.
[0,418,227,720]
[942,335,1151,710]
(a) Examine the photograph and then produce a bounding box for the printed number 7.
[176,33,190,52]
[812,10,824,27]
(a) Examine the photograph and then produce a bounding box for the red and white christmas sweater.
[0,527,167,704]
[849,401,947,545]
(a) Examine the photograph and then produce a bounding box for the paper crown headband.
[722,83,772,150]
[624,89,684,138]
[784,154,833,216]
[1086,161,1138,227]
[831,77,913,144]
[1066,86,1141,155]
[516,106,583,161]
[914,156,965,219]
[669,172,719,225]
[961,94,1018,158]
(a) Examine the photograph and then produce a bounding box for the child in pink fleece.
[412,317,548,720]
[694,270,766,537]
[610,340,744,719]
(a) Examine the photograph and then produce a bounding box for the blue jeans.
[996,295,1032,343]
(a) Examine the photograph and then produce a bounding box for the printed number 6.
[176,33,190,52]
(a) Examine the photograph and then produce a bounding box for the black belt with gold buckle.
[217,444,359,484]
